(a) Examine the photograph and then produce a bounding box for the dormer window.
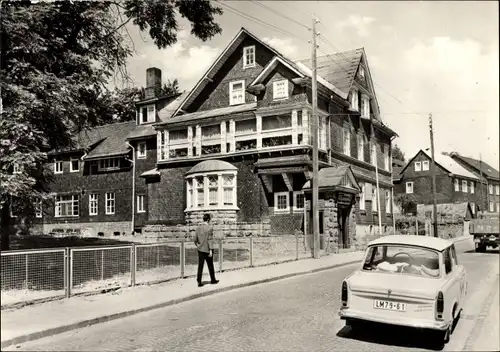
[140,104,156,124]
[243,46,255,68]
[229,80,245,105]
[273,80,288,100]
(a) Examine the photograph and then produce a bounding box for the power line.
[249,1,310,31]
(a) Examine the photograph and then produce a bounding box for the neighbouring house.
[393,149,481,216]
[146,27,398,249]
[449,153,500,213]
[416,202,475,237]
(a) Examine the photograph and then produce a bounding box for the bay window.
[186,172,237,210]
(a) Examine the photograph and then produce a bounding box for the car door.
[442,246,461,321]
[451,244,467,303]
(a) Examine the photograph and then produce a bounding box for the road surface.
[7,248,499,352]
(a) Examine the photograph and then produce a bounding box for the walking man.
[194,213,219,287]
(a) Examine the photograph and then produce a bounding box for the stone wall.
[43,221,131,237]
[185,210,238,225]
[323,198,339,252]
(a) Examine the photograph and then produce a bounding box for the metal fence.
[0,235,340,308]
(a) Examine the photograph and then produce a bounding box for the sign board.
[337,192,353,207]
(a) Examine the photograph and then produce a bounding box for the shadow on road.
[464,249,499,254]
[336,322,446,351]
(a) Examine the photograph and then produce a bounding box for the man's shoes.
[198,282,204,287]
[211,280,219,284]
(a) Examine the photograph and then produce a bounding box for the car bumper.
[338,308,450,331]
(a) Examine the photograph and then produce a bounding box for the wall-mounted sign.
[337,192,353,207]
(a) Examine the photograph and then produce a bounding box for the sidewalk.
[0,235,473,349]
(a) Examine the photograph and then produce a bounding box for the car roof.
[367,235,454,252]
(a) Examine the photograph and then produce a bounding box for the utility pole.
[311,16,320,259]
[374,143,382,234]
[429,113,438,237]
[479,153,487,213]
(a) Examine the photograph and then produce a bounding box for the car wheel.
[475,244,486,252]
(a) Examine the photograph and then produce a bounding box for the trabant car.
[339,235,467,344]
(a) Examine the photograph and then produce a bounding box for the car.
[338,235,467,345]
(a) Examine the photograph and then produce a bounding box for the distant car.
[338,235,467,345]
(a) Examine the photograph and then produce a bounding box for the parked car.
[338,235,467,346]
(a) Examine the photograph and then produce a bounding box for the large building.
[15,28,398,247]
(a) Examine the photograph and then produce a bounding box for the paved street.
[7,249,499,352]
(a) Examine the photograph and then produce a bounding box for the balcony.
[157,109,328,162]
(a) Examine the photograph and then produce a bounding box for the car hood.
[347,271,443,299]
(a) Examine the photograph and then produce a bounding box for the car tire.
[475,244,486,253]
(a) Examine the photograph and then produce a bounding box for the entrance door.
[337,207,350,249]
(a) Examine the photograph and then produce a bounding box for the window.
[362,96,370,118]
[455,179,460,192]
[54,160,63,174]
[99,158,120,171]
[414,161,422,172]
[462,180,468,193]
[357,135,364,161]
[490,201,495,212]
[13,163,21,174]
[385,190,391,214]
[55,195,79,217]
[422,160,429,171]
[384,151,389,171]
[185,172,237,210]
[496,185,500,195]
[137,142,147,159]
[229,80,245,105]
[358,66,365,78]
[470,181,475,194]
[489,184,493,194]
[243,46,255,68]
[359,183,366,210]
[293,191,305,212]
[343,129,351,156]
[371,143,377,165]
[105,192,115,215]
[450,245,458,266]
[274,192,289,212]
[444,248,452,274]
[34,199,42,218]
[350,89,359,111]
[372,187,378,212]
[137,195,145,213]
[140,104,155,124]
[406,182,414,194]
[89,194,98,216]
[70,158,80,173]
[497,203,500,212]
[273,80,289,100]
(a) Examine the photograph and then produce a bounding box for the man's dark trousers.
[197,250,216,284]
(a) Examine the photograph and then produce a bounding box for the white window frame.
[371,143,377,166]
[293,191,305,212]
[89,194,98,216]
[422,160,429,171]
[54,160,63,174]
[105,192,115,215]
[34,199,42,218]
[140,104,156,124]
[362,95,370,118]
[414,161,422,172]
[13,163,21,174]
[350,89,359,111]
[55,195,79,217]
[99,158,120,171]
[137,195,145,213]
[274,191,290,213]
[137,142,147,159]
[489,184,493,194]
[470,181,475,194]
[489,201,494,212]
[359,182,366,211]
[455,179,460,192]
[496,185,500,195]
[406,181,414,194]
[70,158,80,173]
[385,190,391,214]
[359,66,365,78]
[343,128,351,156]
[462,180,468,193]
[372,187,378,212]
[273,80,289,100]
[185,171,238,211]
[357,135,364,161]
[243,45,256,68]
[229,80,245,106]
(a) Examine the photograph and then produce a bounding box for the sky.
[121,1,499,169]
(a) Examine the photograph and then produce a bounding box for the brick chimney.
[145,67,162,99]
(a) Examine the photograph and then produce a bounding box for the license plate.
[373,300,407,312]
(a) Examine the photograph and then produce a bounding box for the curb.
[0,259,360,349]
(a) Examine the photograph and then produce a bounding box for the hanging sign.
[337,192,353,207]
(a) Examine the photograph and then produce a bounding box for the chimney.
[145,67,162,99]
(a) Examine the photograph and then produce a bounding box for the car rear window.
[363,245,441,278]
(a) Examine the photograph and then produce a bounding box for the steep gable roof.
[450,153,499,180]
[83,121,137,160]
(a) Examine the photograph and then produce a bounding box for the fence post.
[296,233,299,261]
[67,247,72,298]
[130,244,136,287]
[219,239,223,273]
[100,250,104,281]
[24,253,29,288]
[180,241,185,278]
[249,237,254,267]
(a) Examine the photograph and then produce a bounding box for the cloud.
[128,29,220,90]
[336,15,376,37]
[380,37,499,168]
[262,37,299,58]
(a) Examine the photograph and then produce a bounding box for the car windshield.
[362,244,441,278]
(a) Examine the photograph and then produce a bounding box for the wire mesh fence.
[1,249,66,306]
[135,242,182,284]
[221,238,251,270]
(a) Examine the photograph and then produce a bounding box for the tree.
[392,144,405,162]
[0,1,222,250]
[394,194,417,215]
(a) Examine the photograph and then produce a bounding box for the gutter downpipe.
[126,142,136,234]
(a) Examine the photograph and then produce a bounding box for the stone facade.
[323,198,339,252]
[42,221,131,237]
[185,209,238,225]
